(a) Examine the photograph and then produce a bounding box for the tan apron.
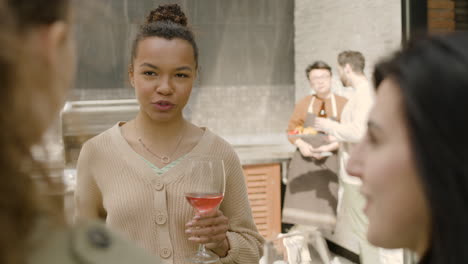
[282,95,340,231]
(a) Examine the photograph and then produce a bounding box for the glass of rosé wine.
[185,157,226,263]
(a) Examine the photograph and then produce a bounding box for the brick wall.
[428,0,456,33]
[455,0,468,30]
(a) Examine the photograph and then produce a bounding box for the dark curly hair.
[146,4,187,26]
[130,3,198,69]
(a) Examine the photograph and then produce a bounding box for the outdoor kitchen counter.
[63,143,295,190]
[233,144,295,165]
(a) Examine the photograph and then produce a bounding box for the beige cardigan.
[74,123,264,264]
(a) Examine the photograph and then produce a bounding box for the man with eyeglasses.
[283,60,348,264]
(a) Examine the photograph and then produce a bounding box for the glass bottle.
[318,101,327,118]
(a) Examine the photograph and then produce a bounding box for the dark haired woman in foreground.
[347,32,468,263]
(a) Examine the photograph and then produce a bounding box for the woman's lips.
[152,100,175,111]
[364,200,371,214]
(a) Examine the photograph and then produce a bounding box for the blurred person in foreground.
[0,0,159,263]
[347,32,468,264]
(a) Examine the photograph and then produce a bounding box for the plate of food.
[287,126,319,138]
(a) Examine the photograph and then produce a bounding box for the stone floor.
[308,244,356,264]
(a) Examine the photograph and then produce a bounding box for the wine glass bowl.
[184,157,226,263]
[185,193,224,213]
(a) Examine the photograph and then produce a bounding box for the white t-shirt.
[324,79,374,185]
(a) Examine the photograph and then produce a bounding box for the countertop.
[234,143,295,185]
[233,144,295,165]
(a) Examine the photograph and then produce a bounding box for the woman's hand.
[186,209,230,257]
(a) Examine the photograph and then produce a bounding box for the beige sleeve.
[326,93,373,143]
[287,96,310,144]
[74,141,105,223]
[219,148,264,264]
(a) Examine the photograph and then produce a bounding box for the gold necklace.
[135,121,186,164]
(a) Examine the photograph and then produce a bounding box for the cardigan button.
[160,247,172,258]
[155,213,167,225]
[86,227,111,249]
[154,181,164,191]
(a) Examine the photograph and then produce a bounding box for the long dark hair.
[1,0,70,263]
[373,33,468,264]
[7,0,69,27]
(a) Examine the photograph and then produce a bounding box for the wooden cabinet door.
[242,163,281,239]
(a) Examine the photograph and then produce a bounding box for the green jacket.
[29,221,161,264]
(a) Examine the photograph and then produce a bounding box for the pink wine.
[185,193,224,212]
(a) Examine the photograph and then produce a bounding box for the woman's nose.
[156,77,173,95]
[346,141,365,179]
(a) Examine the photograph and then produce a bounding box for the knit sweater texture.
[74,123,264,264]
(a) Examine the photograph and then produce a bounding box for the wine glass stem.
[198,243,207,255]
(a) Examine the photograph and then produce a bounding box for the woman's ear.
[344,63,352,74]
[193,69,198,81]
[128,64,135,87]
[41,21,69,67]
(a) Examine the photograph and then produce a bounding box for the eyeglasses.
[309,75,331,81]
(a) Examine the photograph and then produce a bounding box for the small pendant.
[161,156,170,164]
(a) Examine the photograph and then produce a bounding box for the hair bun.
[146,4,187,26]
